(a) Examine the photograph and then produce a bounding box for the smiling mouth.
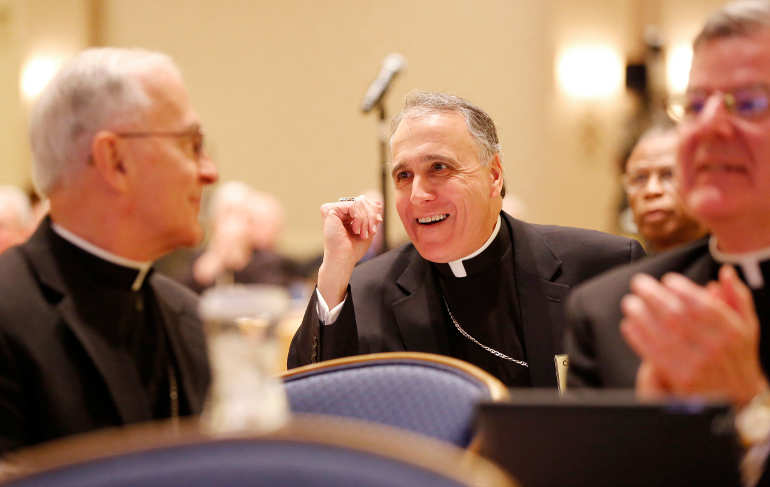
[417,214,449,225]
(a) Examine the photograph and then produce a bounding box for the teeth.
[417,214,448,224]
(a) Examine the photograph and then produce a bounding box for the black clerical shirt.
[49,230,190,419]
[432,217,530,386]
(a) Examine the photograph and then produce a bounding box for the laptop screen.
[474,390,741,487]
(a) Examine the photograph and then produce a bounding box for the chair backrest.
[281,352,509,447]
[1,416,518,487]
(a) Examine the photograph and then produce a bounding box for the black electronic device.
[474,390,742,487]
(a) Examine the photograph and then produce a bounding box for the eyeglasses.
[623,166,676,194]
[667,84,770,122]
[115,127,205,160]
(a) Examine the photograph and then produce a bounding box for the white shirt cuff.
[315,288,346,325]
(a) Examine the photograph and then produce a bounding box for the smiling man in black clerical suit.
[288,91,644,387]
[0,48,218,453]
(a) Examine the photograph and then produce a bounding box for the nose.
[643,173,664,197]
[198,153,218,184]
[410,175,435,204]
[692,93,736,138]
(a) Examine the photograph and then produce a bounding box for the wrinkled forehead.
[627,132,678,170]
[389,112,475,161]
[689,28,770,89]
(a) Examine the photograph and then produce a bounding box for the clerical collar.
[51,223,152,291]
[442,216,502,278]
[709,236,770,289]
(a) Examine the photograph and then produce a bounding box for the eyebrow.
[390,154,456,176]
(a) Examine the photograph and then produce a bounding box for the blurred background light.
[20,55,62,102]
[666,43,692,94]
[556,44,624,100]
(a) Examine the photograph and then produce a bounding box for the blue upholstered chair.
[281,352,509,448]
[0,416,518,487]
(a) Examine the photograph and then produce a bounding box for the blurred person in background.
[183,181,303,293]
[0,186,32,254]
[622,125,707,253]
[0,47,217,453]
[288,91,643,387]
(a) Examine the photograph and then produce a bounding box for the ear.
[487,154,504,197]
[91,131,130,193]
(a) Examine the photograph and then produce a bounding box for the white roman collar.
[51,223,152,291]
[709,236,770,289]
[447,216,502,278]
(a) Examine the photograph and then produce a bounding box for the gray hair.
[694,0,770,48]
[390,91,505,196]
[390,91,502,163]
[29,47,181,196]
[0,186,31,227]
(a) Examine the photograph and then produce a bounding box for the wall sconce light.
[556,44,624,100]
[556,43,623,157]
[666,43,692,95]
[20,55,62,103]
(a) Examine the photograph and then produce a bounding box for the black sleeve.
[0,332,27,454]
[287,286,360,368]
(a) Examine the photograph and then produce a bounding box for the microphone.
[360,53,407,113]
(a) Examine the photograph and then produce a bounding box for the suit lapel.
[508,215,567,387]
[23,221,151,422]
[391,250,450,354]
[684,249,720,285]
[56,297,151,422]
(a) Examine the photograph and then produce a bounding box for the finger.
[352,199,370,240]
[349,205,362,236]
[719,265,757,325]
[629,273,686,322]
[706,281,725,302]
[635,362,670,400]
[620,296,668,361]
[662,271,748,342]
[627,275,688,341]
[621,295,698,385]
[360,197,383,237]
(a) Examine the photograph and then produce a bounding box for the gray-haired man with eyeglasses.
[0,47,217,453]
[566,1,770,483]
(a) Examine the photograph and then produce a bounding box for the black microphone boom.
[360,53,407,113]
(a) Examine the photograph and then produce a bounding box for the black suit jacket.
[565,237,717,387]
[0,222,210,453]
[288,213,645,387]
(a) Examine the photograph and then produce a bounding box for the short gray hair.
[390,91,505,196]
[29,47,181,196]
[694,0,770,48]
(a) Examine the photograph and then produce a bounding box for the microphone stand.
[375,101,389,253]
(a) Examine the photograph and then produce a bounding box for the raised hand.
[317,196,384,307]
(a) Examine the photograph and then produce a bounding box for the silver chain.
[441,296,528,368]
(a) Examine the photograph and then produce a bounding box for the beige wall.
[0,0,728,257]
[0,0,91,192]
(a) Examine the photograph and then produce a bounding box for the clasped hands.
[621,265,768,408]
